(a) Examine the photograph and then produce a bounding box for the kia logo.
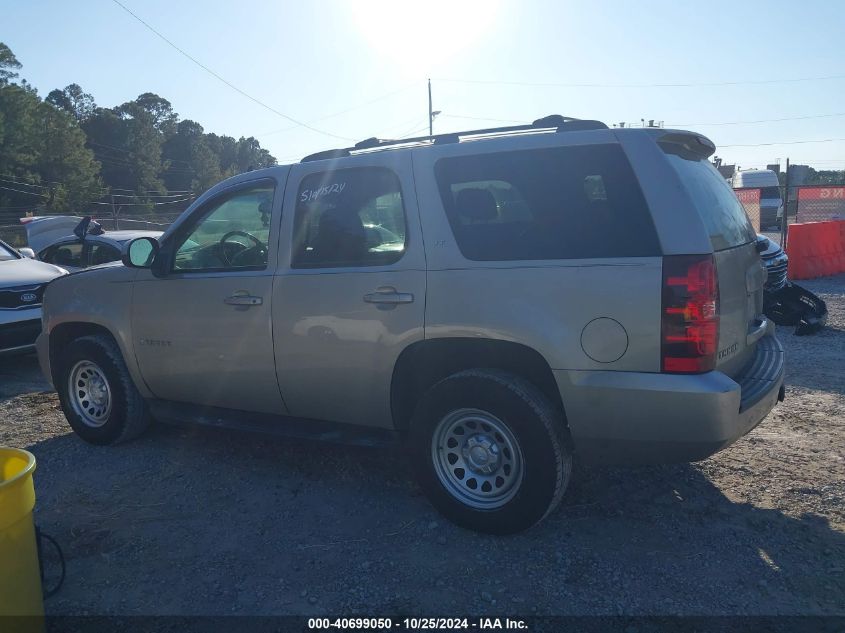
[20,293,37,303]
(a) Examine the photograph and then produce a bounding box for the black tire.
[408,369,572,534]
[55,334,151,445]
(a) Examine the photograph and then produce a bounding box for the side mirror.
[122,237,160,269]
[18,247,36,259]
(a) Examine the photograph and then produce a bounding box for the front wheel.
[56,334,151,445]
[408,369,572,534]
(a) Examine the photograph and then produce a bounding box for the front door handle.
[363,287,414,305]
[224,294,263,306]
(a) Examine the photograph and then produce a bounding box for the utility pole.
[110,193,119,230]
[428,78,433,137]
[781,158,789,248]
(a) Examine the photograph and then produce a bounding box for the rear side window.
[434,144,659,261]
[292,167,406,268]
[89,242,121,266]
[662,149,756,251]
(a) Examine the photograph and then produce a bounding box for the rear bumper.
[556,334,785,465]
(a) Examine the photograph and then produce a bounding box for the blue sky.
[5,0,845,170]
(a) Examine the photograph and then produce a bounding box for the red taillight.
[661,255,719,373]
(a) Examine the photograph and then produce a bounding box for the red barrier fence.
[786,220,845,279]
[735,188,761,232]
[796,186,845,223]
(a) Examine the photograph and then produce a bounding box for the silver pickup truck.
[37,116,785,533]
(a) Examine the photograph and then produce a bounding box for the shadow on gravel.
[0,353,50,399]
[21,420,845,616]
[778,326,845,396]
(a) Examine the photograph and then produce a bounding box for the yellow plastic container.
[0,447,44,618]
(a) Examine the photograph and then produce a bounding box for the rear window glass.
[760,186,782,200]
[434,144,660,261]
[663,149,756,251]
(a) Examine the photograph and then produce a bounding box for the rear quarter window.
[434,144,660,261]
[662,146,756,251]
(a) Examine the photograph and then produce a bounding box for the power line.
[0,185,48,198]
[442,111,845,128]
[441,114,528,124]
[257,84,416,137]
[398,126,431,139]
[87,140,195,166]
[375,115,430,137]
[110,0,355,142]
[0,177,49,191]
[0,174,194,197]
[387,119,430,139]
[88,196,194,207]
[434,74,845,89]
[669,112,845,127]
[109,192,194,199]
[720,138,845,148]
[108,186,193,194]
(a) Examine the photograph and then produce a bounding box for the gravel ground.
[1,274,843,617]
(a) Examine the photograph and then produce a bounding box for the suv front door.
[273,154,425,428]
[131,176,287,414]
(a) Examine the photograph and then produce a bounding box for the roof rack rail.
[301,114,608,162]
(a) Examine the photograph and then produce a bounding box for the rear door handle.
[363,287,414,305]
[224,294,263,306]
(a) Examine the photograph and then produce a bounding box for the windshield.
[0,241,20,261]
[760,186,782,201]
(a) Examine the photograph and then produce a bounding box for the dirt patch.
[1,275,843,616]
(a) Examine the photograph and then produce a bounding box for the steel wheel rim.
[68,360,112,428]
[431,408,524,510]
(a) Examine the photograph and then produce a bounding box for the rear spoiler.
[20,215,106,253]
[657,132,716,159]
[19,215,84,253]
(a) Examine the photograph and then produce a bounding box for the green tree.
[0,82,101,212]
[0,83,43,208]
[162,120,220,193]
[124,110,167,195]
[46,83,97,122]
[118,92,178,137]
[0,43,22,85]
[235,136,276,172]
[0,41,278,220]
[36,101,102,210]
[82,107,134,191]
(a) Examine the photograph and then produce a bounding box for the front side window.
[173,183,276,272]
[292,167,406,268]
[42,241,84,267]
[434,144,660,261]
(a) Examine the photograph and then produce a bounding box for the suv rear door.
[272,152,425,429]
[658,136,765,377]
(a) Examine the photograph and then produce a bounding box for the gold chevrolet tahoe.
[36,116,785,533]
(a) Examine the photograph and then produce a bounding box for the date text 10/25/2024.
[308,618,529,630]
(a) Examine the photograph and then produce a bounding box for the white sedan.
[0,239,67,355]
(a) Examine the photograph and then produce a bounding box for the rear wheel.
[56,334,150,445]
[408,369,571,534]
